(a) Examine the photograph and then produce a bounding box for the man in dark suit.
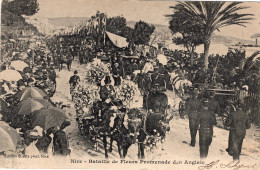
[198,100,216,159]
[53,122,71,156]
[225,102,251,160]
[69,70,80,89]
[187,89,201,147]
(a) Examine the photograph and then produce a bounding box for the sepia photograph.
[0,0,260,169]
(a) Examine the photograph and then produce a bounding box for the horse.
[108,108,146,158]
[144,91,168,118]
[170,71,192,98]
[137,110,173,159]
[57,54,73,71]
[85,100,127,158]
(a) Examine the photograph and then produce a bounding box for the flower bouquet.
[114,79,139,107]
[73,83,100,107]
[84,60,110,85]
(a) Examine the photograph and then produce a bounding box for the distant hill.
[211,34,254,46]
[48,17,254,46]
[48,17,88,27]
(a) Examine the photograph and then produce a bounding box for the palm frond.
[243,51,260,71]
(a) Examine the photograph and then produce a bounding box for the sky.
[34,0,260,40]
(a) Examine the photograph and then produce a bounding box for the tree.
[106,16,127,36]
[2,0,39,16]
[167,11,204,66]
[1,0,40,37]
[106,16,134,41]
[132,21,155,45]
[169,2,254,69]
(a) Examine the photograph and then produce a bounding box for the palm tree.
[170,2,254,69]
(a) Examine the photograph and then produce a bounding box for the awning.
[106,31,128,48]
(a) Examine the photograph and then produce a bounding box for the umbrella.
[15,87,47,101]
[157,54,168,65]
[0,70,22,82]
[31,107,68,130]
[10,60,29,72]
[0,121,21,152]
[16,98,53,115]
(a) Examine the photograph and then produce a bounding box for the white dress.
[24,141,40,156]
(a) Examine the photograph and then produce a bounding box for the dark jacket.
[69,75,80,86]
[99,85,115,101]
[187,97,201,119]
[198,108,216,128]
[36,133,52,153]
[53,130,71,156]
[225,109,251,135]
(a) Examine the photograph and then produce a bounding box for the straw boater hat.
[27,126,43,139]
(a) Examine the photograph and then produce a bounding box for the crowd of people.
[0,39,71,158]
[1,32,258,161]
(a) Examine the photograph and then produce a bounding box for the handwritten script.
[198,160,256,170]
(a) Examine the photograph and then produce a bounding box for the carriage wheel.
[221,104,235,129]
[179,101,185,119]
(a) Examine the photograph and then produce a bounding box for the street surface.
[49,59,260,169]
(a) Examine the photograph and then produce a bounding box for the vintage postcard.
[0,0,260,169]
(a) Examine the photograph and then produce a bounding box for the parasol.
[15,87,47,101]
[157,54,168,65]
[16,98,53,115]
[10,60,29,72]
[0,69,22,82]
[0,121,21,152]
[31,107,68,130]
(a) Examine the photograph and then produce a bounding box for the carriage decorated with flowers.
[71,59,173,158]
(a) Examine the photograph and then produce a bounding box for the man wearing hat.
[99,76,115,104]
[53,120,71,156]
[112,62,123,86]
[197,99,216,159]
[186,88,201,147]
[151,64,167,92]
[224,101,251,160]
[69,70,80,94]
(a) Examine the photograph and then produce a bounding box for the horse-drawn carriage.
[206,88,237,128]
[77,98,171,159]
[178,85,238,128]
[74,82,172,159]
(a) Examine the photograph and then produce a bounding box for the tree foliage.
[169,2,254,69]
[167,11,204,54]
[2,0,39,16]
[105,16,134,43]
[106,16,127,36]
[132,21,155,45]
